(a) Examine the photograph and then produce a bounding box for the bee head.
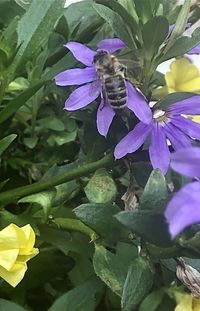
[93,50,109,64]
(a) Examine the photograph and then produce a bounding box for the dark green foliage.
[0,0,199,310]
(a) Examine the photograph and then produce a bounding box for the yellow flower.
[0,223,39,287]
[174,293,200,311]
[154,57,200,98]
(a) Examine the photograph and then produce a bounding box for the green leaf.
[0,81,45,124]
[160,28,200,62]
[0,134,17,156]
[0,299,26,311]
[93,3,135,48]
[142,16,168,53]
[140,169,168,211]
[93,244,136,296]
[134,162,152,188]
[121,258,153,311]
[48,276,104,311]
[134,0,152,23]
[84,169,117,204]
[12,0,65,73]
[164,0,191,53]
[155,92,195,110]
[74,203,128,243]
[23,136,38,149]
[115,210,172,246]
[19,190,56,220]
[138,289,164,311]
[39,116,65,131]
[95,0,139,39]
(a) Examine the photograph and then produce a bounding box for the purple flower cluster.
[54,38,200,239]
[114,96,200,174]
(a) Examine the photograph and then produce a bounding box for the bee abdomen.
[105,75,127,109]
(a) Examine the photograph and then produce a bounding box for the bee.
[93,50,127,110]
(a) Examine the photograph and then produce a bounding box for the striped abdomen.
[104,74,127,109]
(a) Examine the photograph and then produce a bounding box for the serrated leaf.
[0,299,26,311]
[0,134,17,156]
[48,276,104,311]
[93,3,135,48]
[121,258,153,311]
[74,203,128,244]
[142,16,168,53]
[93,244,136,296]
[140,169,168,211]
[115,210,172,246]
[19,190,56,220]
[84,169,117,204]
[11,0,65,74]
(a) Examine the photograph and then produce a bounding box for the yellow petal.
[165,72,176,90]
[19,225,36,255]
[0,262,27,287]
[169,58,200,84]
[0,224,20,249]
[189,115,200,123]
[177,77,200,93]
[0,249,19,270]
[175,294,193,311]
[193,298,200,311]
[18,247,39,263]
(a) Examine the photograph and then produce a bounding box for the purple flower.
[165,147,200,238]
[54,38,152,136]
[114,95,200,174]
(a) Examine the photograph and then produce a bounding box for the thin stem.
[53,218,98,240]
[0,153,114,204]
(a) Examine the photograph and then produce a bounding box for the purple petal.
[96,99,116,137]
[187,44,200,55]
[114,122,152,159]
[97,38,126,53]
[171,115,200,140]
[64,42,96,66]
[170,147,200,178]
[165,181,200,238]
[149,123,170,174]
[55,67,97,86]
[64,82,101,111]
[163,122,191,150]
[168,95,200,115]
[126,82,152,124]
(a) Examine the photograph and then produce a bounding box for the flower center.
[153,109,169,123]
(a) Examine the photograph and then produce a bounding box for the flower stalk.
[0,153,114,204]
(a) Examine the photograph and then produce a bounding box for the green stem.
[53,218,98,240]
[0,153,114,204]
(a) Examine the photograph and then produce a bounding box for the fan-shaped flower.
[114,95,200,174]
[165,147,200,238]
[0,223,39,287]
[54,38,152,136]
